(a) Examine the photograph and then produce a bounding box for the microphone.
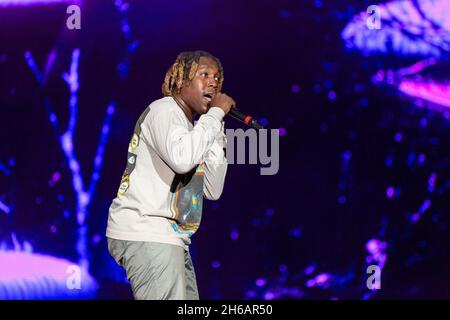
[227,107,265,129]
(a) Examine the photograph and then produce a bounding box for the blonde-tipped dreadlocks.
[162,51,224,96]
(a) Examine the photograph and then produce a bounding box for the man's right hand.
[210,93,236,114]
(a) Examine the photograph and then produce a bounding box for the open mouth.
[203,93,214,103]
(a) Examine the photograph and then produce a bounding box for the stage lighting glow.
[342,0,450,111]
[0,251,97,299]
[0,0,69,7]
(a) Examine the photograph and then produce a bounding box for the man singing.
[106,51,234,300]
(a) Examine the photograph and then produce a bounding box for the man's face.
[180,56,220,115]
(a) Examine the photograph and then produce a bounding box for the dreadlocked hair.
[161,50,224,97]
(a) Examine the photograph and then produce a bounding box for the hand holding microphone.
[210,92,235,114]
[210,93,265,129]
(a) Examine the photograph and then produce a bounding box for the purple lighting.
[291,83,301,93]
[341,0,450,58]
[0,200,11,215]
[49,171,61,187]
[418,199,431,214]
[91,234,101,245]
[263,291,276,300]
[428,173,437,192]
[278,264,287,273]
[417,153,426,165]
[114,0,139,78]
[385,155,394,167]
[420,118,428,128]
[399,80,450,109]
[366,239,386,255]
[342,150,352,162]
[304,264,316,275]
[0,162,11,176]
[342,1,450,114]
[306,273,332,288]
[24,51,43,84]
[365,238,387,271]
[24,48,115,273]
[386,186,395,199]
[230,228,239,241]
[289,226,302,238]
[0,251,97,299]
[255,278,267,287]
[410,212,421,223]
[327,90,336,100]
[259,118,269,127]
[0,0,69,7]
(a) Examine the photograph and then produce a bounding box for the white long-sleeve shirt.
[106,96,228,250]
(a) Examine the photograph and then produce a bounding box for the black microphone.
[227,107,265,129]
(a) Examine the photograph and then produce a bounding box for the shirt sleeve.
[143,104,225,174]
[203,122,228,200]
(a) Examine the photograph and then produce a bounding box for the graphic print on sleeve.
[117,108,150,196]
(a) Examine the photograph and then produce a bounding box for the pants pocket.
[107,237,125,266]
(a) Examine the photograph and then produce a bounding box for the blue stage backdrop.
[0,0,449,299]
